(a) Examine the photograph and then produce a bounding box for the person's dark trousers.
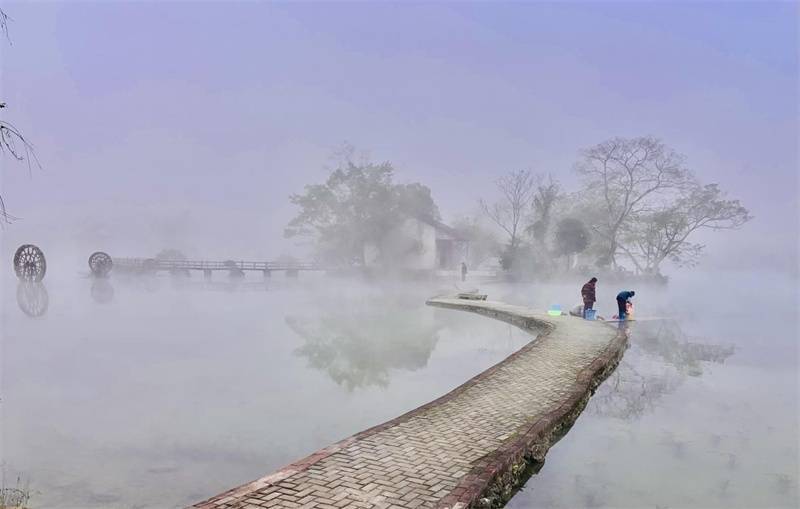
[617,298,626,320]
[583,301,593,318]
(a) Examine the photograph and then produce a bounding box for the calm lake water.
[2,270,797,508]
[506,270,799,508]
[1,274,530,508]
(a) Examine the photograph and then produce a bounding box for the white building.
[364,216,469,272]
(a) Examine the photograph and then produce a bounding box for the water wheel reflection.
[17,281,49,317]
[91,278,115,304]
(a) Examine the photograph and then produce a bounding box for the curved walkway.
[192,297,627,509]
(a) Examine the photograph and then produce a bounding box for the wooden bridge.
[88,252,325,278]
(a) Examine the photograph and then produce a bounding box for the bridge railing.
[111,257,323,272]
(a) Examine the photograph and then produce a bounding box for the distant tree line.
[479,136,751,276]
[286,138,750,277]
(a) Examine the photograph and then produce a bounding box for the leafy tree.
[395,182,439,222]
[285,158,440,266]
[554,217,590,270]
[528,174,561,242]
[155,248,187,260]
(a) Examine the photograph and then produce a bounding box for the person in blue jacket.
[616,290,635,320]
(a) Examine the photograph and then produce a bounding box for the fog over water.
[504,272,799,508]
[2,267,797,508]
[2,273,537,508]
[0,2,798,509]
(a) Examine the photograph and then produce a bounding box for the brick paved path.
[192,297,627,509]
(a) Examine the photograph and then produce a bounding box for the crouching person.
[616,290,635,320]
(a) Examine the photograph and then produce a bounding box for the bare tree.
[479,170,536,250]
[0,7,39,224]
[0,8,9,42]
[620,183,752,274]
[451,215,500,268]
[575,137,692,267]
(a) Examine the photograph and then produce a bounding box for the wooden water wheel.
[13,244,46,282]
[88,251,113,277]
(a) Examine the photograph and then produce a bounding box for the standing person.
[581,277,597,318]
[616,290,635,320]
[461,261,468,282]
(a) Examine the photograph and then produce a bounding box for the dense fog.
[1,2,797,509]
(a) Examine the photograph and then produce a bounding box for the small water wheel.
[13,244,47,282]
[88,251,113,277]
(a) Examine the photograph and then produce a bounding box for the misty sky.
[1,1,797,273]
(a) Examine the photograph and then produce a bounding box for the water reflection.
[16,281,49,318]
[111,273,274,293]
[636,320,735,374]
[589,320,734,420]
[287,304,441,390]
[90,278,115,304]
[505,307,800,509]
[143,274,160,293]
